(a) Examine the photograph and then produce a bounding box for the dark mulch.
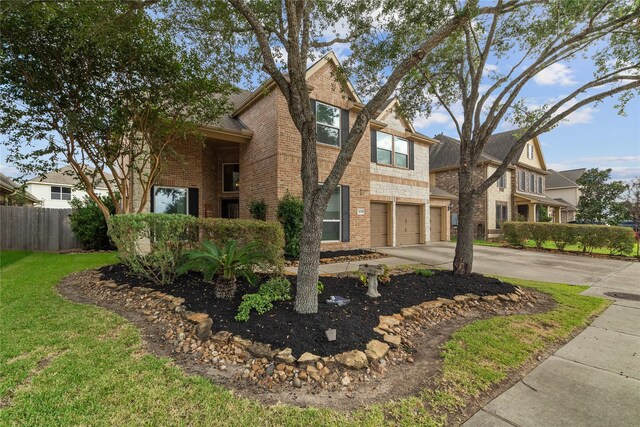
[97,264,516,358]
[285,248,376,261]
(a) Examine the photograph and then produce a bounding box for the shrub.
[414,268,434,277]
[550,224,578,251]
[502,222,530,246]
[605,226,636,255]
[277,193,304,258]
[69,195,116,249]
[317,280,324,294]
[576,224,608,253]
[179,240,273,300]
[248,199,267,221]
[235,277,292,321]
[198,218,284,271]
[529,223,552,249]
[537,205,552,222]
[109,214,198,285]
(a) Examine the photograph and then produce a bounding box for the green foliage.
[69,195,117,250]
[357,273,367,286]
[198,218,284,272]
[179,239,271,285]
[502,222,636,255]
[276,193,304,258]
[577,168,629,225]
[536,205,552,223]
[317,280,325,294]
[235,277,292,321]
[414,268,434,278]
[378,264,391,284]
[109,214,198,285]
[248,199,267,221]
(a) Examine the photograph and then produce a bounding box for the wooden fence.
[0,206,82,251]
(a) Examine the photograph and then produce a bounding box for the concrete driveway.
[380,242,640,426]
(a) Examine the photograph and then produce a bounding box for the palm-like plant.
[178,240,271,300]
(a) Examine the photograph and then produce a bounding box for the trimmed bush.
[109,213,198,285]
[549,224,578,251]
[502,222,530,246]
[248,199,267,221]
[529,223,553,249]
[277,193,304,258]
[576,224,608,253]
[69,195,116,249]
[198,218,284,271]
[605,226,636,255]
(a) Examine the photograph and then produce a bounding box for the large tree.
[165,0,528,313]
[397,0,640,274]
[622,177,640,225]
[577,168,628,224]
[1,0,233,220]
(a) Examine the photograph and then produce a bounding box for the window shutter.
[341,185,350,242]
[340,108,349,146]
[370,129,377,162]
[188,187,199,217]
[408,140,415,170]
[150,186,155,213]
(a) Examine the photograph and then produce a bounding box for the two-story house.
[545,168,586,222]
[134,52,452,249]
[430,129,568,239]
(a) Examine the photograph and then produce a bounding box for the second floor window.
[376,132,409,168]
[518,171,525,191]
[537,176,543,194]
[316,102,341,146]
[529,174,535,192]
[223,164,239,192]
[497,174,507,189]
[51,186,71,200]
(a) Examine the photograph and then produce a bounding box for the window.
[527,144,534,160]
[51,186,71,200]
[376,132,393,165]
[316,102,341,146]
[223,164,239,192]
[376,132,410,169]
[529,174,535,192]
[394,138,409,168]
[518,171,525,191]
[154,187,187,214]
[322,186,341,241]
[221,199,239,219]
[537,176,543,194]
[497,174,507,189]
[496,202,508,229]
[451,213,459,227]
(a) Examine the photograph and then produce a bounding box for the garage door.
[397,204,421,245]
[370,202,388,247]
[430,207,442,241]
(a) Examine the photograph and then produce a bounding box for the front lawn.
[1,251,609,426]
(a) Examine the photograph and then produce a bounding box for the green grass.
[0,251,609,426]
[520,240,639,257]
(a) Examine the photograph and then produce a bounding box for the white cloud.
[484,64,499,73]
[533,63,577,86]
[412,112,451,128]
[549,156,640,181]
[0,163,20,178]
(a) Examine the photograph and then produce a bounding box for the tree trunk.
[453,168,476,275]
[294,197,325,314]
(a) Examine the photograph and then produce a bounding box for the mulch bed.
[97,265,516,357]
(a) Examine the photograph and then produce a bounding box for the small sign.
[356,208,366,215]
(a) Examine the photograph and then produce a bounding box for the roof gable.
[375,98,416,133]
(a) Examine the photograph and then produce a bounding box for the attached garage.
[430,207,442,241]
[370,202,389,247]
[396,204,421,245]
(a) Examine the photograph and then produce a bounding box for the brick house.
[135,52,452,249]
[430,130,568,239]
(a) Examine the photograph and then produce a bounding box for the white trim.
[375,131,410,170]
[316,101,341,147]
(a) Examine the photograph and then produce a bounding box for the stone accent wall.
[434,166,487,239]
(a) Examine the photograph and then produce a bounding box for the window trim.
[153,185,189,215]
[322,185,342,242]
[375,131,410,169]
[316,101,341,147]
[51,186,72,201]
[222,163,240,193]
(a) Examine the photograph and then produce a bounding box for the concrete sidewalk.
[463,262,640,427]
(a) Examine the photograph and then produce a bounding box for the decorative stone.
[508,293,520,302]
[298,371,308,381]
[316,361,324,371]
[297,352,321,363]
[247,342,277,360]
[194,317,213,340]
[275,348,296,364]
[466,293,481,300]
[498,294,511,301]
[379,315,401,326]
[341,375,351,386]
[400,307,418,318]
[231,336,252,348]
[365,339,389,361]
[211,330,231,345]
[437,297,455,305]
[383,334,402,348]
[335,350,368,369]
[293,377,302,388]
[453,295,469,302]
[481,295,498,301]
[421,300,443,309]
[265,363,274,376]
[276,363,286,371]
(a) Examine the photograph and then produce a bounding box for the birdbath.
[359,264,385,298]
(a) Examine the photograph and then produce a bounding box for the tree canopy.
[577,168,629,225]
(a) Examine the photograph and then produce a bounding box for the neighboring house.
[430,129,568,239]
[26,165,111,209]
[545,168,586,222]
[0,172,39,206]
[134,51,451,249]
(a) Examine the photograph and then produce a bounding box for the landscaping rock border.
[61,269,540,394]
